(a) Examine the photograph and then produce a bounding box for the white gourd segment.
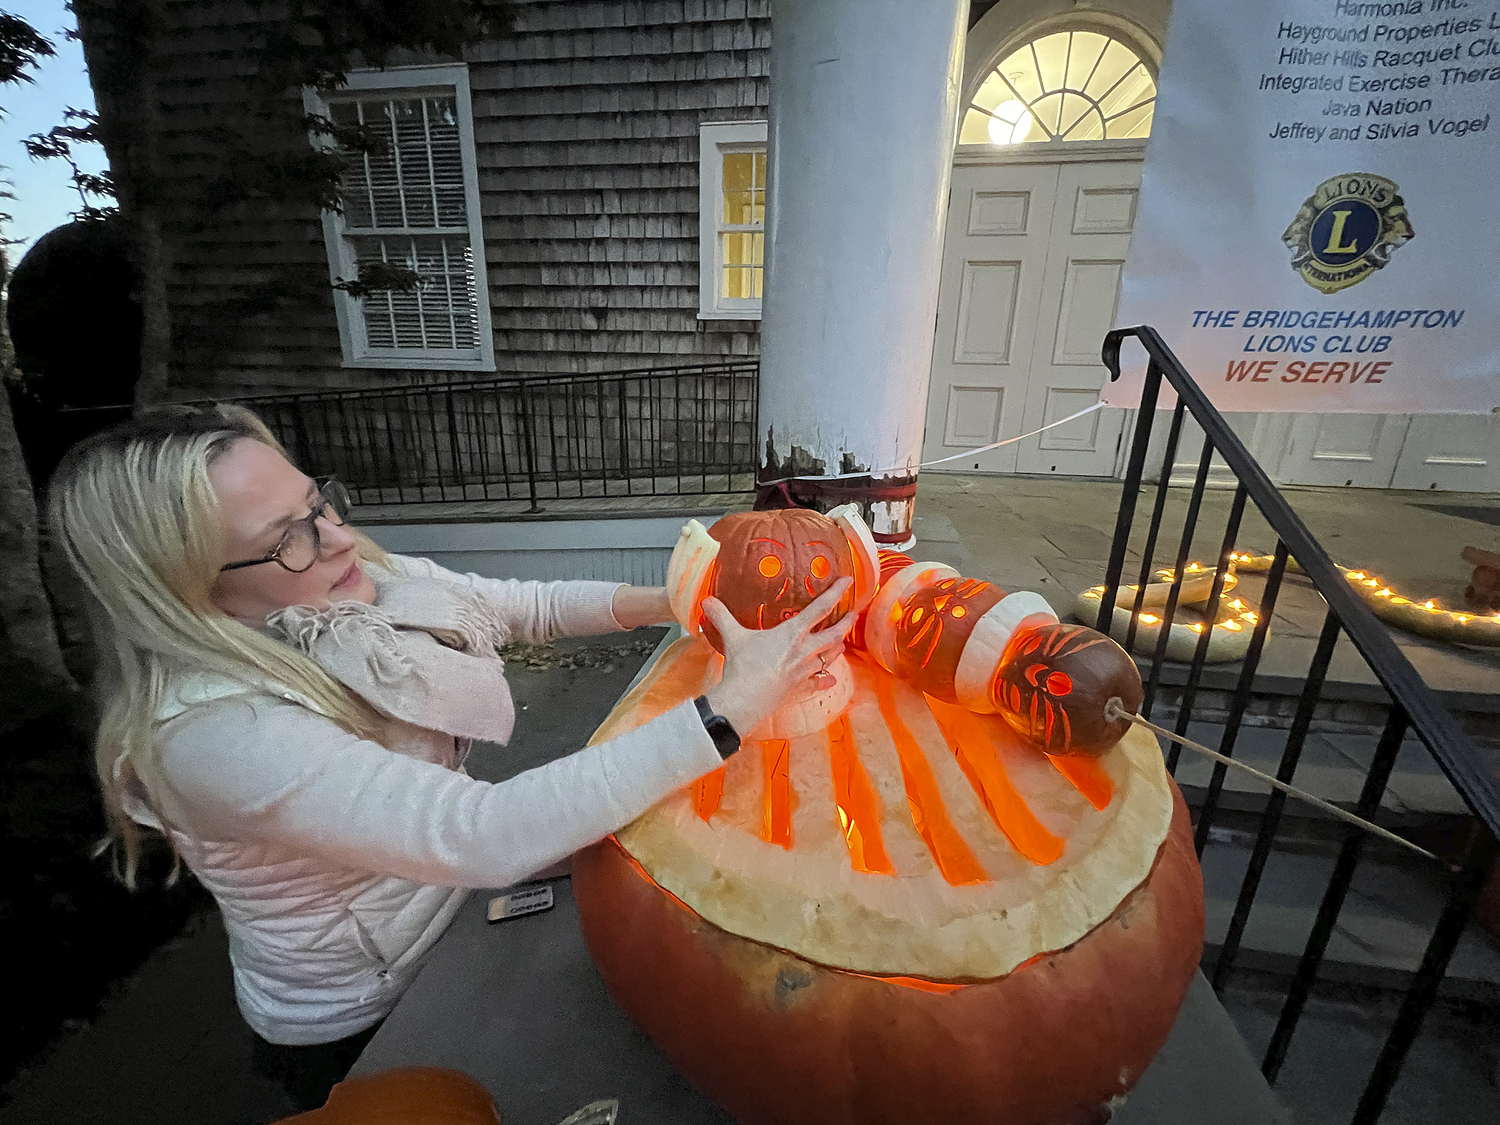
[666,520,721,635]
[953,592,1060,712]
[825,503,882,610]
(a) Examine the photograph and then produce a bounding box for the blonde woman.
[50,405,853,1110]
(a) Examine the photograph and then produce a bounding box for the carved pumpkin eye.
[759,555,783,578]
[810,555,831,579]
[951,605,967,618]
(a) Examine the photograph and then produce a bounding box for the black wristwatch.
[693,695,741,760]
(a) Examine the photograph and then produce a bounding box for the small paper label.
[487,885,554,922]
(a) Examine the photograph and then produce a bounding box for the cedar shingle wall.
[154,0,769,399]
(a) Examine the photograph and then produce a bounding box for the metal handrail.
[1101,325,1500,835]
[203,359,762,407]
[1101,324,1500,1124]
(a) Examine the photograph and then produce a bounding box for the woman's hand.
[702,578,857,737]
[611,585,674,629]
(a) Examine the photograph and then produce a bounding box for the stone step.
[1197,822,1500,1001]
[1164,720,1474,823]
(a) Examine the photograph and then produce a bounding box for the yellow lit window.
[960,31,1156,145]
[720,150,765,300]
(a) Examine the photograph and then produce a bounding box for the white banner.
[1111,0,1500,414]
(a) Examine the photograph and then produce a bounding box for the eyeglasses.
[219,479,352,574]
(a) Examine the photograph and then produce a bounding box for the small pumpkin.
[701,509,858,651]
[992,622,1144,758]
[890,575,1005,698]
[278,1067,500,1124]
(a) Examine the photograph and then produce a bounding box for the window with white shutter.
[309,65,494,371]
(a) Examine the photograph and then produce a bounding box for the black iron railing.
[223,360,760,509]
[40,361,751,509]
[1100,325,1500,1125]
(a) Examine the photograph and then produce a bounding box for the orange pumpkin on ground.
[277,1067,500,1124]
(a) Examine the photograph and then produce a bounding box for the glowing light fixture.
[986,98,1033,145]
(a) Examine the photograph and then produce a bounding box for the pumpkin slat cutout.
[827,714,893,875]
[924,695,1064,866]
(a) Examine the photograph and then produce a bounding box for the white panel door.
[1390,415,1500,492]
[1013,163,1137,476]
[922,163,1060,473]
[1276,414,1412,488]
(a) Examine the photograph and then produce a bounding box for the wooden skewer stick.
[1103,698,1444,866]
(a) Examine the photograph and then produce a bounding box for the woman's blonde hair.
[49,403,391,887]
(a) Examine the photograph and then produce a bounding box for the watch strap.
[693,695,741,760]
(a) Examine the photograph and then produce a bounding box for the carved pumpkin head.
[891,576,1004,699]
[992,622,1143,757]
[701,509,857,652]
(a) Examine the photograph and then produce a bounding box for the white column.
[757,0,966,549]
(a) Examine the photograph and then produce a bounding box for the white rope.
[1103,699,1444,866]
[757,400,1107,487]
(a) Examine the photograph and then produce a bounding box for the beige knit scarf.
[266,569,517,744]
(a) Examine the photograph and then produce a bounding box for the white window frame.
[305,63,495,372]
[698,120,768,321]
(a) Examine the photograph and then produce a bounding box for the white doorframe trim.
[954,140,1148,168]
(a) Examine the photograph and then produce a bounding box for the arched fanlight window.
[960,30,1156,145]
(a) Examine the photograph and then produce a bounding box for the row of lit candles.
[1225,553,1500,625]
[1080,587,1258,633]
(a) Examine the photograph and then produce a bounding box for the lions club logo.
[1281,173,1414,294]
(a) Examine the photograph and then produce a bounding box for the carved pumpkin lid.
[591,637,1175,982]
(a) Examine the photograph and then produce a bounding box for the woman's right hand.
[701,577,857,738]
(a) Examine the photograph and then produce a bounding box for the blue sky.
[1,0,109,252]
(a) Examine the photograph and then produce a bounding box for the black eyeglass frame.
[219,478,352,574]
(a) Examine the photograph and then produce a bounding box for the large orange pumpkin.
[575,789,1200,1125]
[574,627,1203,1125]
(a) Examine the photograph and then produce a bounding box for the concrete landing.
[912,475,1500,744]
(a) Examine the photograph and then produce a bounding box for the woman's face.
[209,438,376,622]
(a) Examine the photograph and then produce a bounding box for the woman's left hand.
[611,585,674,630]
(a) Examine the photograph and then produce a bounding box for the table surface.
[351,635,1292,1125]
[352,878,1290,1125]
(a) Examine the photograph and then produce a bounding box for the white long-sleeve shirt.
[127,556,720,1045]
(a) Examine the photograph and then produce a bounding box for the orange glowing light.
[1045,753,1114,812]
[1045,671,1073,696]
[925,696,1063,866]
[1138,613,1161,624]
[875,676,988,886]
[827,715,893,874]
[759,555,782,578]
[841,971,969,994]
[951,605,967,618]
[810,554,831,579]
[693,767,725,821]
[761,738,793,849]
